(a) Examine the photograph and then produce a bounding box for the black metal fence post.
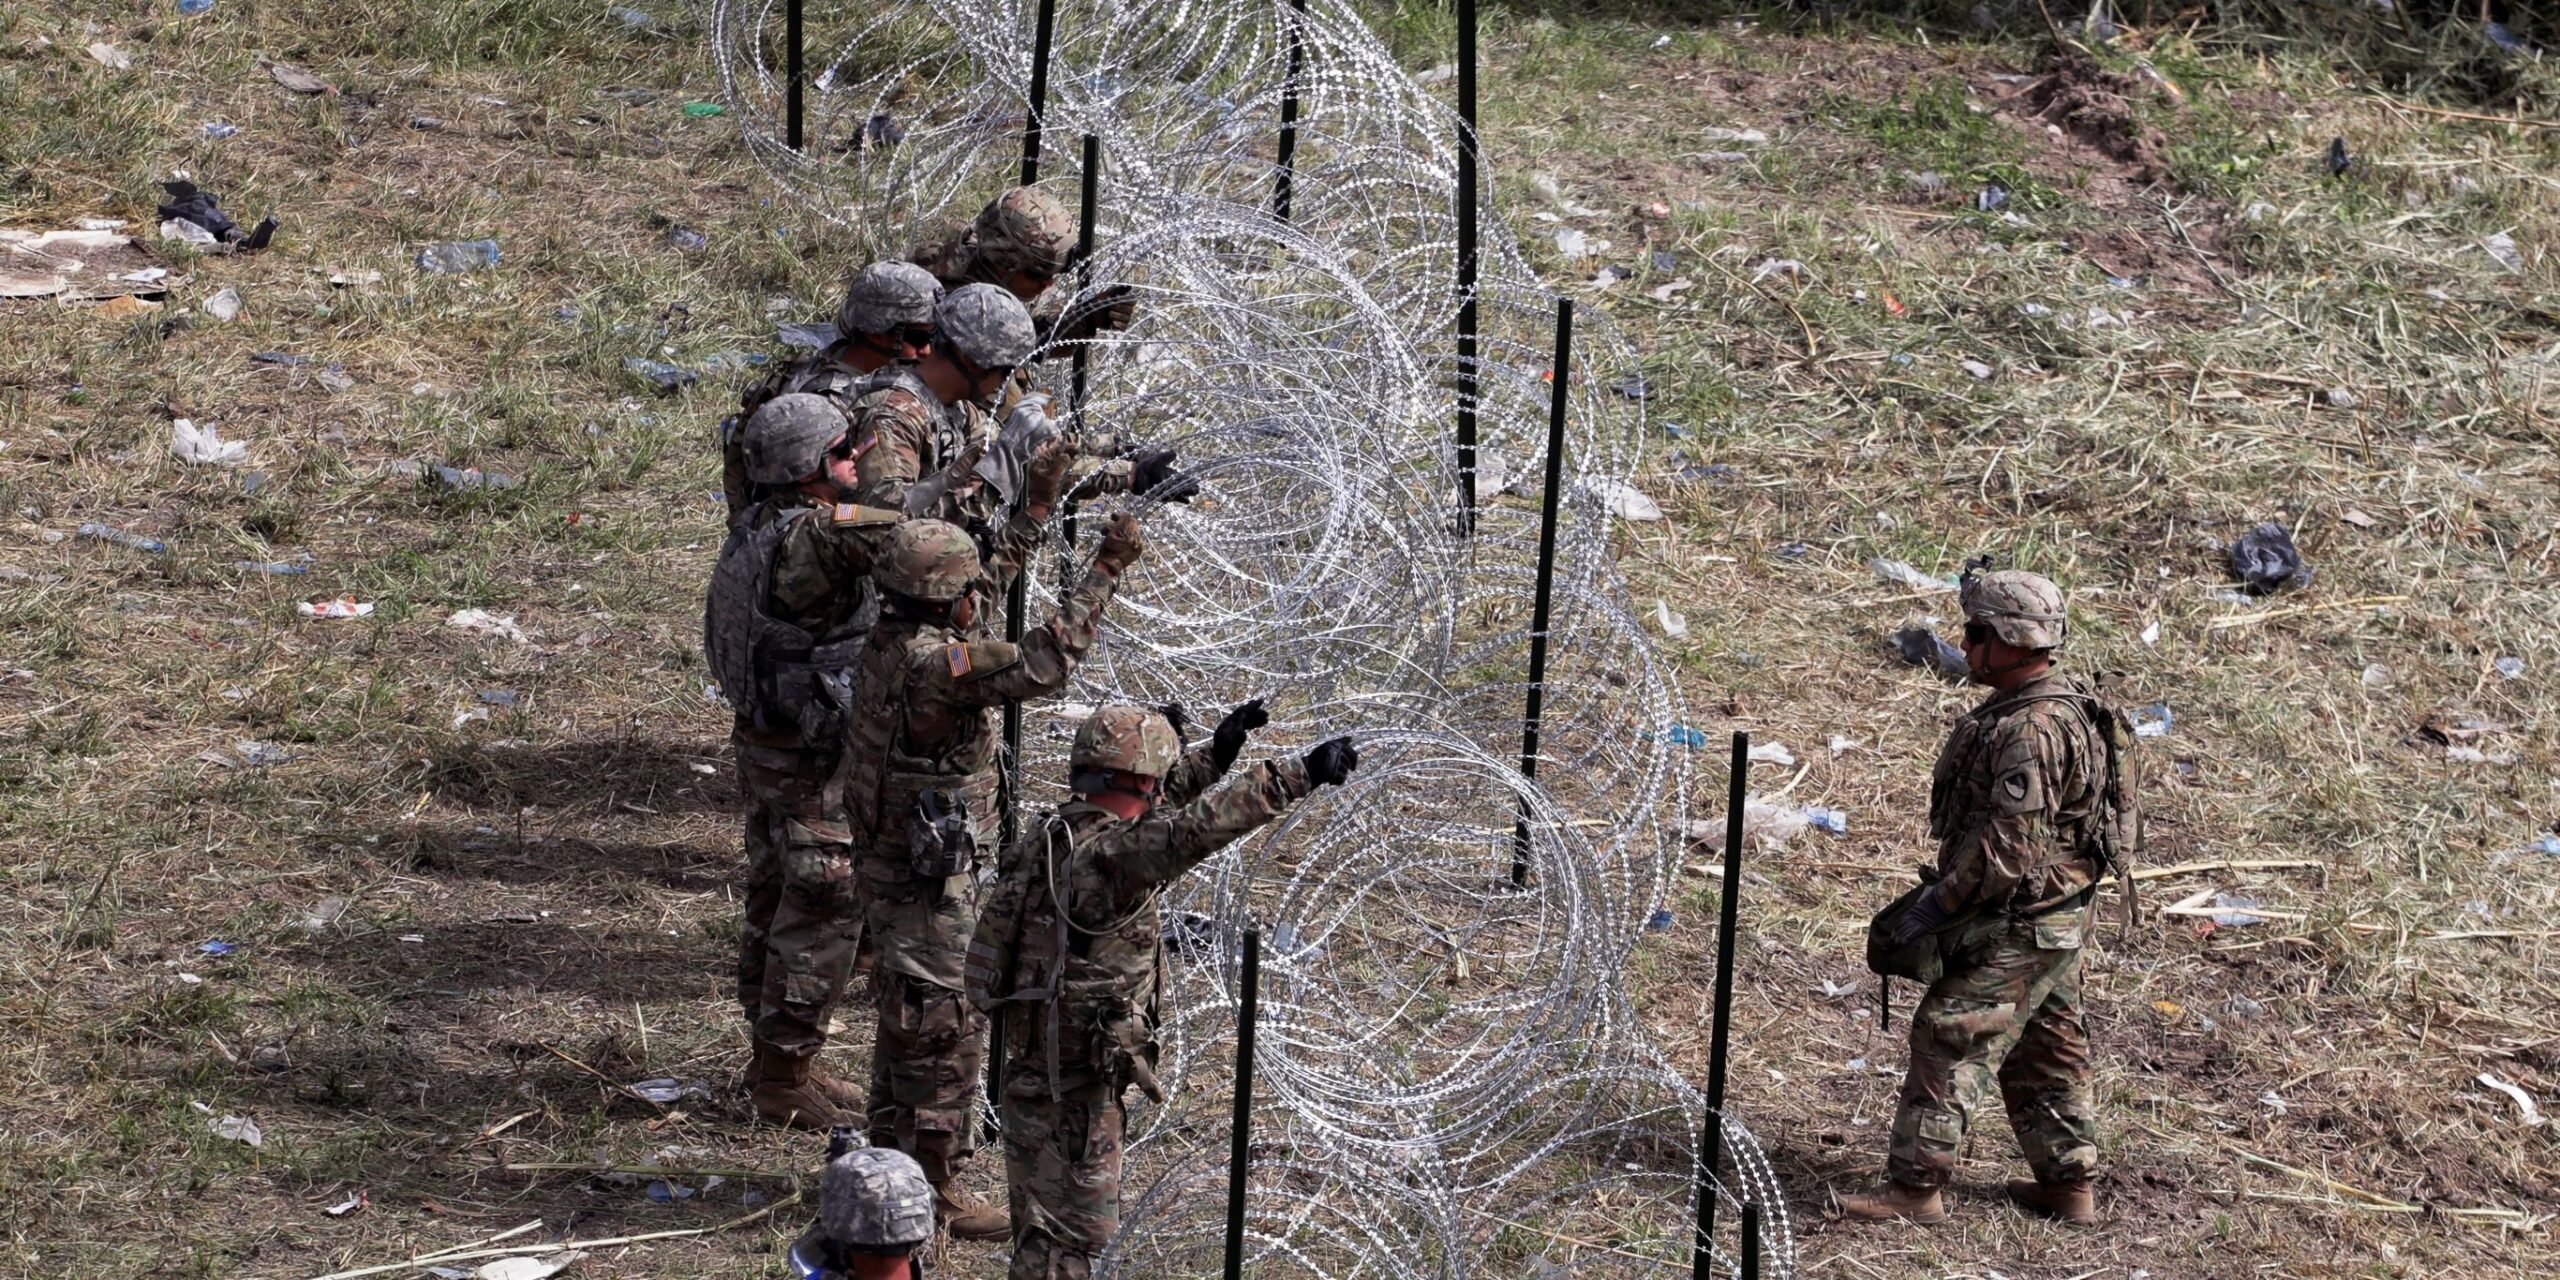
[1273,0,1307,221]
[1061,133,1101,588]
[1693,730,1751,1273]
[1222,927,1263,1280]
[1740,1201,1762,1280]
[785,0,804,152]
[1453,0,1479,538]
[1510,298,1573,886]
[1020,0,1059,186]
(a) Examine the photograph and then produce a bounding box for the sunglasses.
[1963,621,1993,646]
[894,325,933,349]
[826,433,861,462]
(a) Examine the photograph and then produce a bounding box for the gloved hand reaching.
[1093,511,1146,576]
[1303,736,1358,787]
[1210,698,1269,773]
[1130,448,1200,504]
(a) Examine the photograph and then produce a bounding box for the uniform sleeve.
[1159,743,1225,808]
[934,560,1124,706]
[1933,714,2062,912]
[765,504,901,623]
[850,393,932,511]
[1071,758,1315,924]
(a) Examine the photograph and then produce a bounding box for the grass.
[3,1,2558,1278]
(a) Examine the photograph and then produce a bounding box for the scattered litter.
[1579,478,1662,522]
[210,1114,264,1147]
[645,1179,695,1202]
[329,269,384,288]
[1974,182,2008,213]
[1801,805,1848,835]
[204,287,241,321]
[2484,21,2527,53]
[323,1192,364,1217]
[1887,627,1968,681]
[2324,386,2357,409]
[409,116,445,130]
[2258,1090,2288,1115]
[1664,724,1707,749]
[1685,797,1811,852]
[1827,735,1856,754]
[1649,250,1677,272]
[2223,994,2265,1021]
[609,5,654,28]
[161,218,219,248]
[680,101,727,117]
[87,42,133,71]
[1959,359,1993,380]
[417,239,501,274]
[2530,837,2560,858]
[1906,170,1949,195]
[1555,229,1592,259]
[1160,910,1217,955]
[2444,745,2516,766]
[1746,741,1796,768]
[1816,978,1858,998]
[1414,64,1454,87]
[1588,264,1631,287]
[268,62,332,95]
[297,598,373,619]
[667,227,707,252]
[430,464,519,492]
[447,608,532,644]
[628,1079,713,1105]
[317,367,354,394]
[2206,893,2268,926]
[475,1254,586,1280]
[2139,619,2160,647]
[172,418,249,465]
[1701,126,1768,144]
[1645,277,1694,302]
[202,121,239,140]
[478,689,520,708]
[2361,663,2393,689]
[2325,136,2353,177]
[1653,600,1688,638]
[157,180,276,252]
[688,761,717,776]
[623,357,698,392]
[2493,656,2525,680]
[863,113,904,147]
[2482,232,2524,275]
[775,320,835,350]
[250,351,306,367]
[1869,558,1957,593]
[1881,291,1907,318]
[2229,522,2313,594]
[1678,462,1734,483]
[1774,540,1810,559]
[1644,908,1674,931]
[2477,1073,2544,1127]
[2131,703,2173,738]
[76,523,167,554]
[301,897,350,930]
[199,939,237,956]
[1608,375,1649,399]
[1750,258,1804,283]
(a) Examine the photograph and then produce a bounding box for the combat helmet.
[740,393,848,486]
[1959,557,2068,650]
[967,186,1076,285]
[933,283,1039,374]
[820,1143,934,1253]
[1071,704,1182,782]
[837,260,943,340]
[875,519,981,604]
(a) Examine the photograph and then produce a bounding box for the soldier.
[847,283,1191,528]
[840,511,1149,1239]
[1842,563,2133,1228]
[787,1129,934,1280]
[724,262,945,520]
[966,703,1360,1280]
[711,393,1072,1131]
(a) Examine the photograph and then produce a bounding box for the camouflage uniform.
[965,707,1341,1280]
[789,1133,935,1277]
[723,262,943,522]
[838,516,1142,1216]
[1885,569,2112,1198]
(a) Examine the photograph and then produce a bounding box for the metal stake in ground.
[1694,730,1750,1275]
[1511,297,1573,886]
[1020,0,1060,185]
[785,0,803,152]
[1222,926,1263,1280]
[1740,1201,1761,1280]
[1453,0,1479,538]
[1061,132,1102,590]
[1273,0,1307,221]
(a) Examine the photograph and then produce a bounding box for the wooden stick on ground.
[306,1194,798,1280]
[2133,858,2323,882]
[2205,596,2410,631]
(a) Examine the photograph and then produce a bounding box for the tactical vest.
[968,811,1166,1100]
[702,504,874,744]
[1926,676,2135,908]
[840,619,1003,873]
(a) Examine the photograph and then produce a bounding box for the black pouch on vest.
[908,787,975,880]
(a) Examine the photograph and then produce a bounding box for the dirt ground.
[2,3,2556,1279]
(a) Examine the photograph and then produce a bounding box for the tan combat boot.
[2007,1177,2097,1225]
[801,1057,864,1111]
[749,1043,847,1130]
[1837,1182,1949,1224]
[933,1179,1012,1241]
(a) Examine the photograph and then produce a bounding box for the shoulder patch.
[831,503,899,528]
[946,643,972,678]
[2003,771,2031,801]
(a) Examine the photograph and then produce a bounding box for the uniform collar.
[1976,670,2072,715]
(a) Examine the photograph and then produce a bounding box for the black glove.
[1302,736,1358,787]
[1160,702,1188,743]
[1130,448,1200,504]
[1891,889,1952,945]
[1210,698,1269,773]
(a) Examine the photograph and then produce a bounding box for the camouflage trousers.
[999,1065,1124,1280]
[733,737,863,1057]
[862,864,987,1181]
[1887,912,2098,1189]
